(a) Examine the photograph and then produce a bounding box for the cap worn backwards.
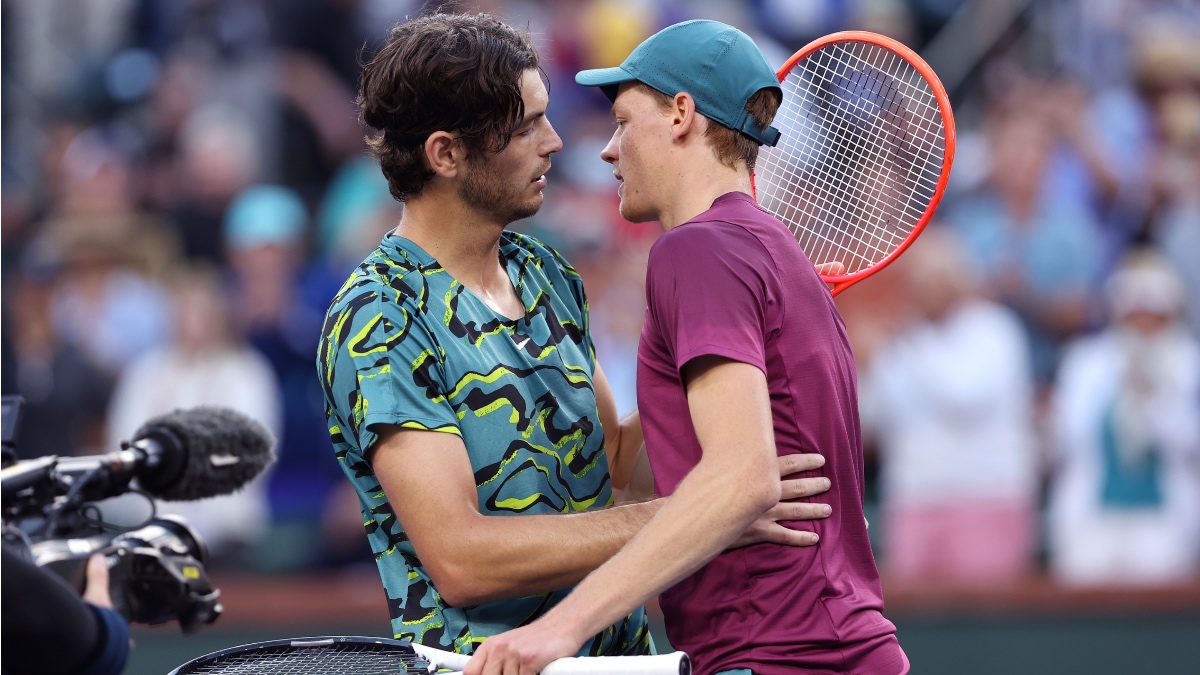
[575,20,782,147]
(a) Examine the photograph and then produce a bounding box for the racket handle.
[413,644,690,675]
[541,652,691,675]
[412,644,471,670]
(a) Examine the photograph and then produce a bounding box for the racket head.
[754,30,956,296]
[168,636,432,675]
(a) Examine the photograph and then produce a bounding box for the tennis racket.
[754,31,955,296]
[169,636,691,675]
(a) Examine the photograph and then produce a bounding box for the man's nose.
[600,133,618,165]
[544,122,564,155]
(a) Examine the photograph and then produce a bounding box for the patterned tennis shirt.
[317,231,649,657]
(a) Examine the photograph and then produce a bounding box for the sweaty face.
[601,83,673,223]
[458,69,562,225]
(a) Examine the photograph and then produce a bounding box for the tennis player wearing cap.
[320,12,836,662]
[467,21,907,675]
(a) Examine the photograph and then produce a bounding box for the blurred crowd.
[2,0,1198,589]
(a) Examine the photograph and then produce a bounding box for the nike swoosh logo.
[514,337,531,350]
[209,455,242,467]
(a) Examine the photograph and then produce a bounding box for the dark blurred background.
[2,0,1199,673]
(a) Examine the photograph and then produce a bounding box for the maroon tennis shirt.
[637,192,907,674]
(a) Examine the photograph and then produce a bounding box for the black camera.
[18,514,223,634]
[2,396,275,635]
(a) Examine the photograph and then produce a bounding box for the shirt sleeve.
[0,547,129,675]
[646,222,774,374]
[80,605,132,675]
[320,279,461,460]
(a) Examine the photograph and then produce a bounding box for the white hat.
[1106,250,1186,318]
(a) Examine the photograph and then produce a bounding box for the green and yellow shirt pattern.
[317,231,650,657]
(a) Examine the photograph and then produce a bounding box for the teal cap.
[576,20,781,147]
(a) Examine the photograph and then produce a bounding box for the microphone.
[1,406,275,506]
[128,406,276,501]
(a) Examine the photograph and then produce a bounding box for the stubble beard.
[459,156,542,226]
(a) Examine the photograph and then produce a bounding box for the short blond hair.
[631,82,780,170]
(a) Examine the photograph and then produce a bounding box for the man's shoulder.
[653,216,773,268]
[503,231,588,309]
[504,230,575,272]
[320,249,445,355]
[327,247,430,312]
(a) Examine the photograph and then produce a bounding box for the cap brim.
[575,66,635,87]
[575,66,637,102]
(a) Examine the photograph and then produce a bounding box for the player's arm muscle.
[368,426,660,607]
[529,356,782,642]
[592,359,794,506]
[595,355,825,516]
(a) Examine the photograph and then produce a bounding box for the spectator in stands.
[105,264,281,566]
[170,104,263,264]
[4,240,114,459]
[40,126,182,281]
[1137,21,1200,338]
[861,227,1038,585]
[40,128,176,376]
[268,0,377,204]
[1151,142,1200,338]
[224,184,348,569]
[944,86,1107,385]
[1048,249,1200,585]
[47,224,173,377]
[313,156,403,274]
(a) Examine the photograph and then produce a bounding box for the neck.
[656,158,753,230]
[393,185,510,292]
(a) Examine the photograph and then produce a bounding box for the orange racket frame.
[755,31,956,297]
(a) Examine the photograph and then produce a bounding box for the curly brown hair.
[358,13,540,202]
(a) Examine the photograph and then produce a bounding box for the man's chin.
[618,201,653,224]
[506,197,543,223]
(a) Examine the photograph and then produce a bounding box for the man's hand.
[731,452,831,549]
[369,426,664,607]
[81,554,114,609]
[460,457,832,674]
[815,261,845,276]
[464,618,582,675]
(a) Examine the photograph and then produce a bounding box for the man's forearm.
[606,409,644,491]
[430,498,664,606]
[535,458,776,644]
[535,359,781,642]
[613,443,654,504]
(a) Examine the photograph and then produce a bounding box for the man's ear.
[424,131,463,179]
[670,92,701,142]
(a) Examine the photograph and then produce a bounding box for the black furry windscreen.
[134,406,276,502]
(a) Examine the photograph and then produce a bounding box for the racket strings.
[801,45,944,216]
[174,643,428,675]
[774,51,933,265]
[768,47,940,268]
[756,39,946,275]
